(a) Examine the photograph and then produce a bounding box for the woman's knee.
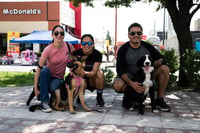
[40,67,51,76]
[96,70,105,79]
[39,67,51,84]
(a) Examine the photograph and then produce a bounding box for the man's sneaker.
[96,96,105,107]
[41,102,52,113]
[156,98,171,112]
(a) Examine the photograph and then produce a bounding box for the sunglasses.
[81,41,93,46]
[54,31,65,36]
[129,31,142,36]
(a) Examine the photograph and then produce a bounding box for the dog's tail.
[29,104,41,112]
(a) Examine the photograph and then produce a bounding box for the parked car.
[146,36,162,51]
[21,49,38,65]
[0,58,2,65]
[1,56,14,65]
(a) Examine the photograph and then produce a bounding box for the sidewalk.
[0,86,200,133]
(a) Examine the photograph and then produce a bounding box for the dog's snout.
[145,61,150,66]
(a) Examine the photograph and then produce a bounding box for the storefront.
[0,0,81,58]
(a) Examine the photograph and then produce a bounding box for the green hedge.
[184,50,200,89]
[160,49,179,90]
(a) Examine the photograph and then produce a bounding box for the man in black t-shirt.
[113,23,171,112]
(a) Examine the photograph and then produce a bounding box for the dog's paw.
[54,107,65,111]
[129,107,134,111]
[69,110,76,114]
[152,109,159,113]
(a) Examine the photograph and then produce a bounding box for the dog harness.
[65,73,84,98]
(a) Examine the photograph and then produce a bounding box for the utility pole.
[163,8,166,46]
[114,5,117,59]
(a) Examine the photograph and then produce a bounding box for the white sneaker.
[41,102,52,113]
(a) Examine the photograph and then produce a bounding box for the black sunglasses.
[130,31,142,36]
[54,31,65,36]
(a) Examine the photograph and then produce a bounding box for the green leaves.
[101,67,115,87]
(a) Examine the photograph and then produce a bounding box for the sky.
[82,1,200,43]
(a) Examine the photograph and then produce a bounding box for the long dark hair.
[51,25,64,43]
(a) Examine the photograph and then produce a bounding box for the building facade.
[0,0,81,57]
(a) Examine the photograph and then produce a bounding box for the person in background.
[73,34,105,107]
[34,25,74,113]
[113,22,171,112]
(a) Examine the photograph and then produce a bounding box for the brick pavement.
[0,86,200,133]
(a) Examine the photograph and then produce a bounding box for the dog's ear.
[71,64,78,72]
[148,55,154,66]
[67,58,74,68]
[137,56,145,68]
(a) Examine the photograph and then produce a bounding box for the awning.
[10,30,80,44]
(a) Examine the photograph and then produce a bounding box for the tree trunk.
[171,19,193,87]
[166,0,193,87]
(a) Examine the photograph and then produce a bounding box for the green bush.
[160,49,179,89]
[184,50,200,89]
[101,67,115,87]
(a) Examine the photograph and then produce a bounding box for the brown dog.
[62,55,92,114]
[27,69,66,112]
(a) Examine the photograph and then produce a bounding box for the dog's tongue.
[144,66,150,71]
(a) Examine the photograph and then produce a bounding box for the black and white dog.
[136,54,158,114]
[123,54,158,114]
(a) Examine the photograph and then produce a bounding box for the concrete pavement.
[0,86,200,133]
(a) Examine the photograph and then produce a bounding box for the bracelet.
[38,64,43,70]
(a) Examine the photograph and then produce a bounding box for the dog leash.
[92,108,104,113]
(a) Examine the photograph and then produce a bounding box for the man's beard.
[133,41,139,45]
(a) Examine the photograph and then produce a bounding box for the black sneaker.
[41,102,52,113]
[156,98,171,112]
[96,95,105,107]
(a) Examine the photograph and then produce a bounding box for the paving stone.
[143,127,162,133]
[0,124,9,130]
[165,129,184,133]
[119,126,138,132]
[189,131,200,133]
[53,128,75,133]
[3,119,21,124]
[80,123,96,129]
[176,109,191,113]
[179,113,195,118]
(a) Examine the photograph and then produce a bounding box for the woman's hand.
[34,86,40,98]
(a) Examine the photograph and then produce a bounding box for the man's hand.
[130,82,145,93]
[154,60,162,68]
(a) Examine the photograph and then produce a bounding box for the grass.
[0,71,35,87]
